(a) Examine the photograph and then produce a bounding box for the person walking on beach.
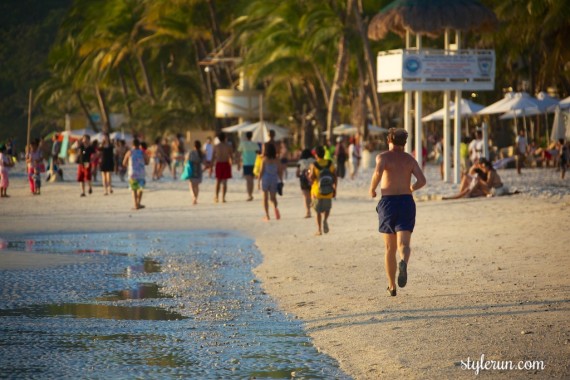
[296,149,315,218]
[25,138,44,195]
[369,128,426,297]
[238,131,259,201]
[203,137,214,178]
[258,143,283,221]
[0,144,14,197]
[151,137,167,181]
[515,129,528,175]
[213,132,233,203]
[76,135,94,197]
[170,134,185,180]
[99,133,115,195]
[309,145,337,235]
[335,136,347,179]
[187,140,204,205]
[123,138,149,210]
[348,134,362,180]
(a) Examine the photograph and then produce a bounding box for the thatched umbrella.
[368,0,498,40]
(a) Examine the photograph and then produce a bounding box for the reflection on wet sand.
[0,303,187,321]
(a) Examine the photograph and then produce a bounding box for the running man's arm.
[369,155,384,198]
[410,160,426,192]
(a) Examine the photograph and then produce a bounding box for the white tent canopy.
[422,98,484,122]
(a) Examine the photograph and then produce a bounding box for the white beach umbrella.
[550,95,570,111]
[498,107,542,120]
[422,98,485,122]
[333,124,358,135]
[221,121,251,133]
[550,106,570,142]
[478,92,540,115]
[247,121,289,142]
[477,92,516,115]
[367,124,390,134]
[535,91,559,113]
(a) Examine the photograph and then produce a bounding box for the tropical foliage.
[1,0,569,149]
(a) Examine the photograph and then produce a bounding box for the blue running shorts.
[376,194,416,234]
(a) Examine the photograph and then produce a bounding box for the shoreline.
[1,162,569,378]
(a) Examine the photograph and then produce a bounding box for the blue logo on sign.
[404,57,421,75]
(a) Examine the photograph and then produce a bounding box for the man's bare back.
[214,142,233,163]
[369,147,426,197]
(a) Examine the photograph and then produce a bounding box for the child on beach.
[0,144,14,197]
[258,143,283,221]
[309,146,337,235]
[123,139,150,210]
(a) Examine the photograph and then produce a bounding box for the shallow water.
[0,231,349,379]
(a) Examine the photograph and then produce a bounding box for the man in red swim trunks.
[213,132,233,203]
[369,128,426,297]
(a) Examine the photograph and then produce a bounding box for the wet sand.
[1,162,569,378]
[0,250,95,270]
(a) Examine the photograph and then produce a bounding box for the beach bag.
[253,154,262,177]
[314,160,334,196]
[299,168,312,190]
[180,161,193,180]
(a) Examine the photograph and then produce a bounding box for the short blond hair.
[388,128,408,146]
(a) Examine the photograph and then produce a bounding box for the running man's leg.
[383,233,398,291]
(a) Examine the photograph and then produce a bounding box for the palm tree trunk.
[95,85,111,133]
[137,52,156,103]
[118,67,134,118]
[76,91,98,131]
[127,58,144,97]
[311,62,330,106]
[326,0,353,142]
[352,0,381,127]
[327,32,348,142]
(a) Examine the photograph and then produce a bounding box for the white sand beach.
[1,161,569,378]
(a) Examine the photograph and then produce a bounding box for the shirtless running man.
[369,128,426,297]
[213,132,233,203]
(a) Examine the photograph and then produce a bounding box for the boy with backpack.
[309,145,337,235]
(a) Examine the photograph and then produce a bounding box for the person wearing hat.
[369,128,426,297]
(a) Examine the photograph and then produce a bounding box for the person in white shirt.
[203,137,214,178]
[515,129,528,175]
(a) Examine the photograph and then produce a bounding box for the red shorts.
[77,164,92,182]
[215,162,232,180]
